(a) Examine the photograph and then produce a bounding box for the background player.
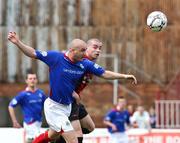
[8,72,47,143]
[104,97,130,143]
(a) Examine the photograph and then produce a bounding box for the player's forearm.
[101,70,130,80]
[103,120,114,128]
[8,106,18,123]
[14,40,36,58]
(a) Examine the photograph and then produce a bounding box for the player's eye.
[94,45,98,48]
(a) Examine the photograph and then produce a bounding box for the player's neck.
[116,106,124,111]
[66,51,77,63]
[85,53,94,61]
[26,86,37,92]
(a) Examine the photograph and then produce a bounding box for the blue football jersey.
[35,50,105,105]
[104,109,130,133]
[9,89,47,124]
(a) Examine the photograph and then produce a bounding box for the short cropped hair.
[25,69,36,79]
[87,38,102,45]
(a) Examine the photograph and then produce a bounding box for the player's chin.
[78,56,84,61]
[94,54,99,59]
[30,84,36,87]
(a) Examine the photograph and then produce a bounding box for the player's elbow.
[8,105,14,113]
[103,120,109,126]
[27,51,37,59]
[8,105,14,109]
[101,71,114,79]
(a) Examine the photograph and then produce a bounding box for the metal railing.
[155,100,180,128]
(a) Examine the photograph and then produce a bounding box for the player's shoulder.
[78,58,92,66]
[108,108,117,113]
[39,50,62,56]
[123,110,130,115]
[37,89,46,95]
[36,88,44,93]
[49,50,63,56]
[81,58,95,66]
[18,90,27,94]
[82,58,91,62]
[15,90,27,97]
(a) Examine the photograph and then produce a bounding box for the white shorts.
[110,132,129,143]
[44,98,73,132]
[23,121,42,140]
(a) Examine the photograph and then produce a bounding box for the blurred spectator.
[130,105,151,131]
[127,104,134,117]
[149,106,156,128]
[103,97,130,143]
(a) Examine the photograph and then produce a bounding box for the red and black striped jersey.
[75,55,94,95]
[75,72,93,94]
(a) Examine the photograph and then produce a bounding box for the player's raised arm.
[8,32,36,58]
[101,70,137,84]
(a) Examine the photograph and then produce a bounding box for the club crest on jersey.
[11,99,17,105]
[94,63,100,69]
[40,51,47,57]
[79,64,84,69]
[27,93,31,96]
[38,93,43,98]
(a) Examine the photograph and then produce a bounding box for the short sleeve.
[35,50,61,67]
[85,60,105,76]
[9,93,24,107]
[104,110,114,121]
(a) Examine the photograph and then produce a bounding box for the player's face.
[73,46,87,61]
[128,105,134,113]
[116,99,126,111]
[86,41,102,60]
[26,74,37,88]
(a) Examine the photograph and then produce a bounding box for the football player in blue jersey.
[104,97,130,143]
[55,39,103,143]
[8,32,137,143]
[8,72,47,143]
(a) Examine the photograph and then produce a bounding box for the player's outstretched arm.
[101,70,137,84]
[8,32,36,58]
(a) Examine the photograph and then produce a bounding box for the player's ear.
[69,47,74,52]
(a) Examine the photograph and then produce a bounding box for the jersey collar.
[25,87,38,93]
[64,52,76,63]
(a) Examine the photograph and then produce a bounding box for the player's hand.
[132,122,138,128]
[126,75,137,84]
[13,121,22,128]
[111,124,117,131]
[72,91,81,104]
[7,32,19,44]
